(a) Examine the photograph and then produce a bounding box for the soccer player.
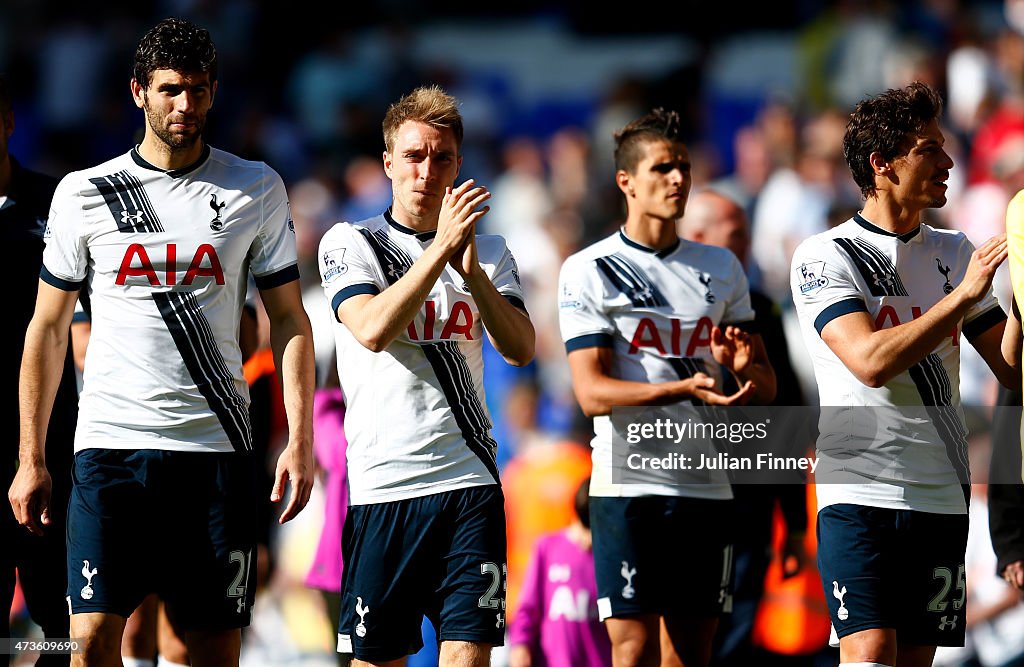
[1,72,78,667]
[9,18,315,667]
[557,108,776,667]
[317,85,535,667]
[790,81,1022,667]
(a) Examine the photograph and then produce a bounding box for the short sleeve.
[558,255,615,353]
[490,242,527,310]
[721,251,756,329]
[790,236,867,336]
[959,233,1006,341]
[318,223,385,322]
[41,173,89,290]
[249,166,299,290]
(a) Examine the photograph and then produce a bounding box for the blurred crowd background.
[7,0,1024,665]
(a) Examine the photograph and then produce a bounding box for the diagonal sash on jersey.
[357,226,500,483]
[154,291,254,452]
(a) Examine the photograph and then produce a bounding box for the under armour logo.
[832,581,849,621]
[496,612,505,628]
[210,194,226,230]
[621,561,637,600]
[629,286,652,302]
[699,273,715,304]
[355,596,370,638]
[81,560,99,600]
[121,210,145,226]
[936,258,953,294]
[385,262,404,280]
[872,272,894,290]
[939,615,958,631]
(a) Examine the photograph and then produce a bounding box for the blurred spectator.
[507,477,611,667]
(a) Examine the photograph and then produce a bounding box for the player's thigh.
[66,449,153,619]
[895,510,968,648]
[590,496,734,621]
[817,504,901,641]
[160,452,258,632]
[337,497,438,663]
[434,486,507,648]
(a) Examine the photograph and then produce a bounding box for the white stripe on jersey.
[790,215,1006,513]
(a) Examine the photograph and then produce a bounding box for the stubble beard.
[146,104,204,152]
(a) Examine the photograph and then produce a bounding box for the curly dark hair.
[843,81,943,200]
[132,17,217,89]
[613,107,684,174]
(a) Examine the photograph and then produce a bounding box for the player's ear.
[616,170,633,196]
[130,78,145,109]
[869,151,891,176]
[383,150,393,179]
[210,79,218,106]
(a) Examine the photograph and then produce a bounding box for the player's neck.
[859,198,922,236]
[389,205,438,234]
[622,215,678,251]
[137,134,205,172]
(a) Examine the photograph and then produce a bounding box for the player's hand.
[436,179,490,261]
[710,325,753,374]
[9,461,52,536]
[449,233,480,278]
[1004,560,1024,590]
[683,372,755,406]
[271,439,313,524]
[957,233,1007,304]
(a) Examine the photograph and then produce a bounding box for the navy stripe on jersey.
[814,297,869,335]
[253,264,300,290]
[963,305,1007,343]
[40,265,86,291]
[89,171,164,233]
[834,237,908,297]
[565,332,615,353]
[154,291,253,452]
[595,254,668,307]
[422,341,500,483]
[908,353,970,486]
[358,225,499,480]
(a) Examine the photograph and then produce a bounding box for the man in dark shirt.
[0,73,78,667]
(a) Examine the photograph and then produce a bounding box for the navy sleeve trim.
[40,266,85,291]
[813,297,868,335]
[331,284,380,321]
[504,294,527,312]
[565,333,614,353]
[254,264,300,290]
[963,306,1008,343]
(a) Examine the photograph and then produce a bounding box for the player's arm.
[338,181,488,351]
[969,313,1022,391]
[259,279,316,523]
[10,281,79,535]
[465,268,534,367]
[820,234,1007,388]
[566,345,755,417]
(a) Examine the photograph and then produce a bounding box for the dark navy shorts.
[590,495,734,621]
[817,504,968,646]
[66,448,257,630]
[337,485,507,662]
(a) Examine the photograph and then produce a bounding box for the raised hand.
[435,179,490,272]
[957,233,1007,304]
[710,325,753,375]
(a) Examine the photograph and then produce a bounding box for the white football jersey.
[318,211,525,505]
[558,229,756,499]
[791,214,1005,513]
[43,146,299,453]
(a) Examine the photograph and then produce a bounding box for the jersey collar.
[853,212,920,243]
[618,228,680,258]
[385,207,437,242]
[131,144,211,178]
